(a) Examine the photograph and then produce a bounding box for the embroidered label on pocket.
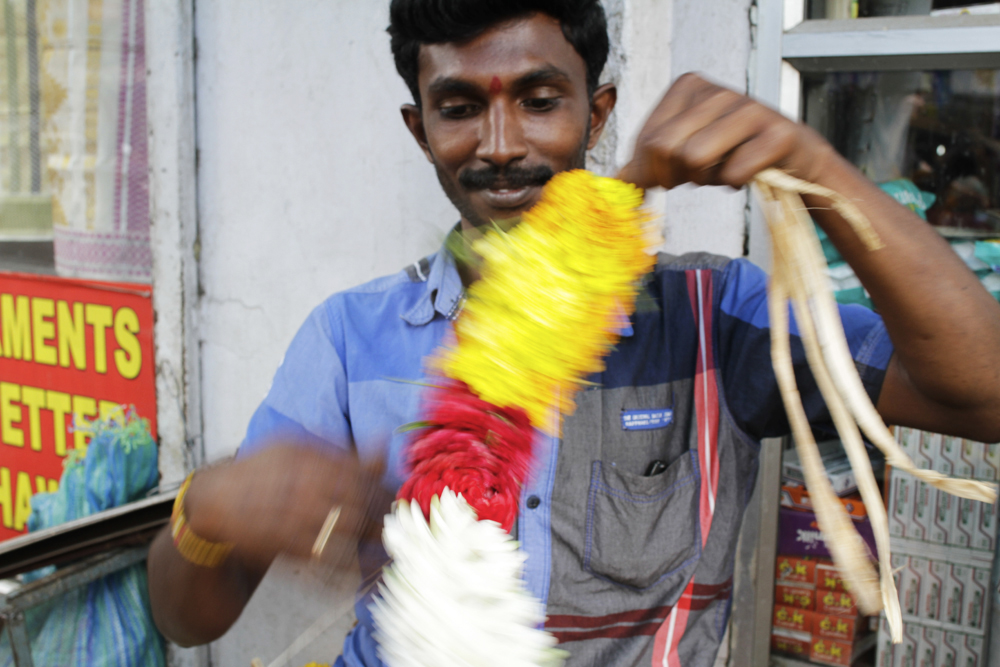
[621,408,673,431]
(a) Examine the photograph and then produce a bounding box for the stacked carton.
[875,428,997,667]
[772,555,875,665]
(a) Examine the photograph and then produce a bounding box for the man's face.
[402,13,615,230]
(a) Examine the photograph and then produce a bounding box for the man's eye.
[440,104,479,119]
[523,97,558,111]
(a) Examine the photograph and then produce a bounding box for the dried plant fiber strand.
[758,176,893,632]
[752,168,998,643]
[754,169,997,502]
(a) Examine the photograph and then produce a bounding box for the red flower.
[419,382,534,480]
[397,382,535,532]
[399,433,520,530]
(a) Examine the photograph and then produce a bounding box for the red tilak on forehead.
[489,76,503,94]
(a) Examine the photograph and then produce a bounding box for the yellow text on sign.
[0,296,142,379]
[0,467,59,530]
[0,382,121,455]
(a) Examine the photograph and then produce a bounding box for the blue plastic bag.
[0,408,165,667]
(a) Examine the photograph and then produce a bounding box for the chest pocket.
[584,451,701,591]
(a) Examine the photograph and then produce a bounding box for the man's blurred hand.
[182,446,393,575]
[618,73,836,191]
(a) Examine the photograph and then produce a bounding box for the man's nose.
[476,102,528,168]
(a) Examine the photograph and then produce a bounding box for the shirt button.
[526,495,541,509]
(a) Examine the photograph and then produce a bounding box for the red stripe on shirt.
[655,270,721,667]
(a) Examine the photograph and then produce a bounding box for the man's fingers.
[624,83,750,190]
[622,75,725,188]
[716,120,800,187]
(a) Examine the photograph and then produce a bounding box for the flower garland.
[371,170,654,667]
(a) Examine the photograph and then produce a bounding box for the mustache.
[458,164,555,191]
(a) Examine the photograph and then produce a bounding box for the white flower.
[371,488,566,667]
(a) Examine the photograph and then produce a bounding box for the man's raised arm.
[618,73,1000,443]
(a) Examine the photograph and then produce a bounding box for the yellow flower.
[437,170,654,432]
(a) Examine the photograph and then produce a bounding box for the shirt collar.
[401,240,466,327]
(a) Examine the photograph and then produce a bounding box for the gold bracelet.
[170,472,235,568]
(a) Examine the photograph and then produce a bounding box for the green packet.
[878,179,936,221]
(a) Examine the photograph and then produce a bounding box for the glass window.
[802,68,1000,307]
[804,68,1000,236]
[0,0,150,282]
[807,0,1000,19]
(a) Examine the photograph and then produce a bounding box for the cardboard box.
[771,627,811,658]
[917,431,938,470]
[931,487,955,545]
[915,626,939,667]
[894,624,921,667]
[956,496,979,549]
[814,611,860,642]
[816,561,849,592]
[781,483,868,519]
[932,436,952,476]
[981,443,999,482]
[782,440,858,495]
[973,500,996,552]
[916,557,942,622]
[888,471,913,539]
[816,589,857,617]
[953,565,976,630]
[898,427,920,461]
[944,564,966,626]
[951,496,974,548]
[898,556,922,617]
[965,568,988,631]
[942,632,963,667]
[775,583,815,610]
[960,440,983,481]
[773,604,812,634]
[775,555,816,586]
[911,480,935,542]
[942,435,970,479]
[962,634,984,667]
[889,554,905,611]
[778,507,878,559]
[810,637,853,666]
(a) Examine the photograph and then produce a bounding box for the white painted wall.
[662,0,754,259]
[195,0,455,462]
[185,1,752,664]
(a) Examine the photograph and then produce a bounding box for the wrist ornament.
[170,472,235,568]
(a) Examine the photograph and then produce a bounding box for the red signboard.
[0,272,156,542]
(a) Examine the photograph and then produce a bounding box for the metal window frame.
[145,0,204,488]
[785,14,1000,70]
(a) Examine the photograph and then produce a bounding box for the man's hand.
[148,446,393,646]
[184,446,392,574]
[618,73,836,191]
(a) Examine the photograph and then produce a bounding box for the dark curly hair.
[388,0,610,106]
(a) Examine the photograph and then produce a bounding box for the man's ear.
[401,104,435,163]
[587,83,617,150]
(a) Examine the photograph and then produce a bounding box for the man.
[147,1,1000,666]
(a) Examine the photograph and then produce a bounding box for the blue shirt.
[240,245,893,667]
